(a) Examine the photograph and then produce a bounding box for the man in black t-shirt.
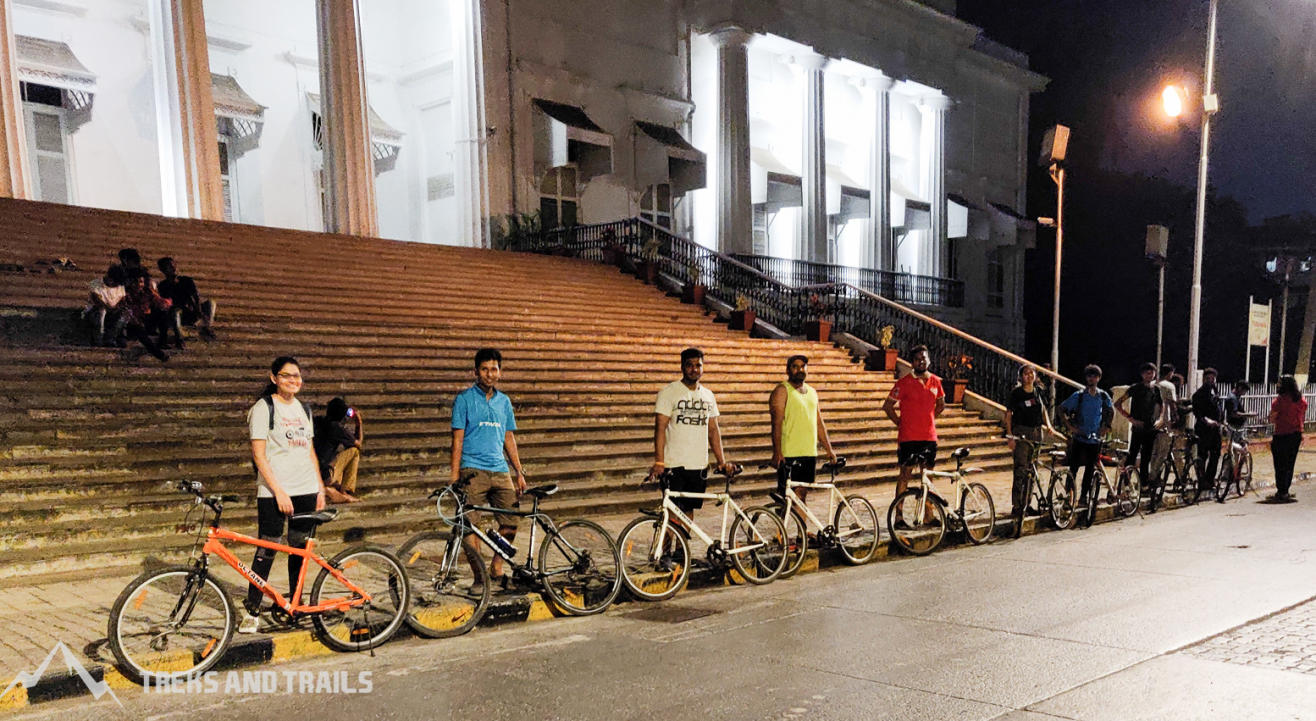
[1115,363,1163,493]
[1003,364,1057,536]
[1224,381,1253,429]
[156,257,216,348]
[1192,368,1224,494]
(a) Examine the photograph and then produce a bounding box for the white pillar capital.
[793,52,829,72]
[709,25,753,49]
[921,93,952,112]
[863,71,896,94]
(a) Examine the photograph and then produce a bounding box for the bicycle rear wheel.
[834,495,880,565]
[398,531,489,638]
[1047,470,1077,530]
[960,482,996,544]
[108,566,234,684]
[778,505,809,578]
[310,545,409,652]
[618,517,690,601]
[729,506,788,584]
[1238,453,1253,495]
[1214,463,1235,503]
[1117,469,1141,517]
[538,519,622,615]
[1179,461,1201,505]
[887,489,946,555]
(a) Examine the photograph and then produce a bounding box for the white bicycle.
[887,447,996,555]
[766,457,881,577]
[618,466,788,601]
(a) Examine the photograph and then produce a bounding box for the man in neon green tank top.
[770,355,838,507]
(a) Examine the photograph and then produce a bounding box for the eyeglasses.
[277,372,302,380]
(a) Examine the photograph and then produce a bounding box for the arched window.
[539,166,578,229]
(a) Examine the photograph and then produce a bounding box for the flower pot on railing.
[730,309,756,332]
[640,260,658,284]
[683,283,706,306]
[947,378,967,404]
[944,353,974,404]
[864,347,900,372]
[805,319,831,343]
[601,243,626,267]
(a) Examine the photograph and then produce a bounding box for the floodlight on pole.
[1038,124,1070,375]
[1184,0,1220,394]
[1162,86,1185,118]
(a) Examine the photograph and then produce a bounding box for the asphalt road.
[15,492,1316,721]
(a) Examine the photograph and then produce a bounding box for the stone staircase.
[0,198,1009,583]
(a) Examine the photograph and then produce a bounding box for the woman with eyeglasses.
[241,356,326,634]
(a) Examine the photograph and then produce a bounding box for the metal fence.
[1237,383,1316,434]
[732,254,965,308]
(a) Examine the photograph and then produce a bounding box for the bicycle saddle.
[290,509,339,525]
[951,447,971,460]
[525,484,559,499]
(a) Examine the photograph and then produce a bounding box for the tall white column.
[712,26,752,256]
[0,0,29,199]
[316,0,378,237]
[153,0,223,221]
[922,94,950,277]
[451,0,488,247]
[799,53,827,263]
[866,73,894,271]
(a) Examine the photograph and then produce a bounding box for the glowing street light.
[1162,85,1185,118]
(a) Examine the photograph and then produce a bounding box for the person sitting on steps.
[156,257,216,348]
[314,397,362,504]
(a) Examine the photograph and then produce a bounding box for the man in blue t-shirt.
[451,348,527,587]
[1060,364,1113,528]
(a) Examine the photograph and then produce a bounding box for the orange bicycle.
[108,481,409,683]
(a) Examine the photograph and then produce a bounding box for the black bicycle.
[1003,435,1078,530]
[397,477,622,639]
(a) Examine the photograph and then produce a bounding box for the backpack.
[252,395,312,472]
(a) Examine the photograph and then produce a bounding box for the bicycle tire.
[618,516,690,601]
[538,519,622,615]
[729,506,788,584]
[887,489,947,555]
[834,495,881,565]
[960,482,996,544]
[108,566,234,684]
[1047,470,1077,530]
[1214,462,1235,503]
[1180,460,1202,505]
[777,505,809,578]
[397,531,489,638]
[310,545,409,652]
[1238,452,1253,495]
[1117,468,1141,517]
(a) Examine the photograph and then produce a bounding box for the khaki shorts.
[462,468,520,528]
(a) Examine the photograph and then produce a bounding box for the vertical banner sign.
[1248,302,1271,347]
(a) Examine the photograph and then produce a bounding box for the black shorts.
[668,468,708,512]
[897,441,938,468]
[776,456,817,494]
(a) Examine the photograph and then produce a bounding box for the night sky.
[959,0,1316,222]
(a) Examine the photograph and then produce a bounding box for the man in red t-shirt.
[883,345,946,528]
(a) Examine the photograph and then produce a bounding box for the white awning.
[307,93,403,165]
[533,98,613,184]
[15,35,95,111]
[825,164,870,222]
[750,147,802,212]
[212,74,264,140]
[634,121,705,195]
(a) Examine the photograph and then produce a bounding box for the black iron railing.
[732,254,965,308]
[507,219,1082,408]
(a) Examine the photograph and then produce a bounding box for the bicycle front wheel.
[1238,453,1253,495]
[618,517,690,601]
[778,506,809,578]
[310,545,409,652]
[888,489,946,555]
[834,495,880,565]
[960,482,996,544]
[1117,469,1141,517]
[108,566,234,684]
[729,506,788,584]
[398,531,489,638]
[1214,463,1234,503]
[1047,470,1077,530]
[538,519,622,615]
[1179,462,1201,505]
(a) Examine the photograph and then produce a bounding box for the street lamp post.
[1185,0,1220,394]
[1039,124,1070,375]
[1146,224,1169,370]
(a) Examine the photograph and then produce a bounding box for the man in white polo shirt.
[649,347,733,517]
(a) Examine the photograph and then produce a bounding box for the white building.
[0,0,1045,348]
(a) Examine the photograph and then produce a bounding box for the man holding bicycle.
[1191,368,1224,497]
[883,345,945,529]
[650,348,733,519]
[1004,364,1057,537]
[1060,364,1113,528]
[452,348,528,588]
[769,355,838,508]
[1114,362,1164,506]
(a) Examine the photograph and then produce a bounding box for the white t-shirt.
[655,380,720,470]
[1157,379,1178,427]
[88,278,125,308]
[248,397,319,498]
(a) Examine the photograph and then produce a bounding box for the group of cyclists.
[241,347,1308,630]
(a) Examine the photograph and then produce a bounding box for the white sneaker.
[238,612,261,634]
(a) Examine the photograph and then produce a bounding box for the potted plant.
[639,235,661,284]
[866,325,899,371]
[730,294,756,332]
[682,260,705,306]
[600,228,626,267]
[804,291,833,343]
[944,353,974,403]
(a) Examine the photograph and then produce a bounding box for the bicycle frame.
[906,466,975,525]
[780,481,862,542]
[648,488,769,561]
[199,527,371,615]
[448,494,586,585]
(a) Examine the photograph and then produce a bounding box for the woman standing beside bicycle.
[1269,375,1308,503]
[243,355,326,633]
[1004,364,1057,537]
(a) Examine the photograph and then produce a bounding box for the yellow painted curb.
[0,685,27,711]
[526,596,556,622]
[103,668,139,692]
[271,630,333,663]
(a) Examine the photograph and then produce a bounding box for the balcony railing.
[507,219,1081,410]
[732,254,965,308]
